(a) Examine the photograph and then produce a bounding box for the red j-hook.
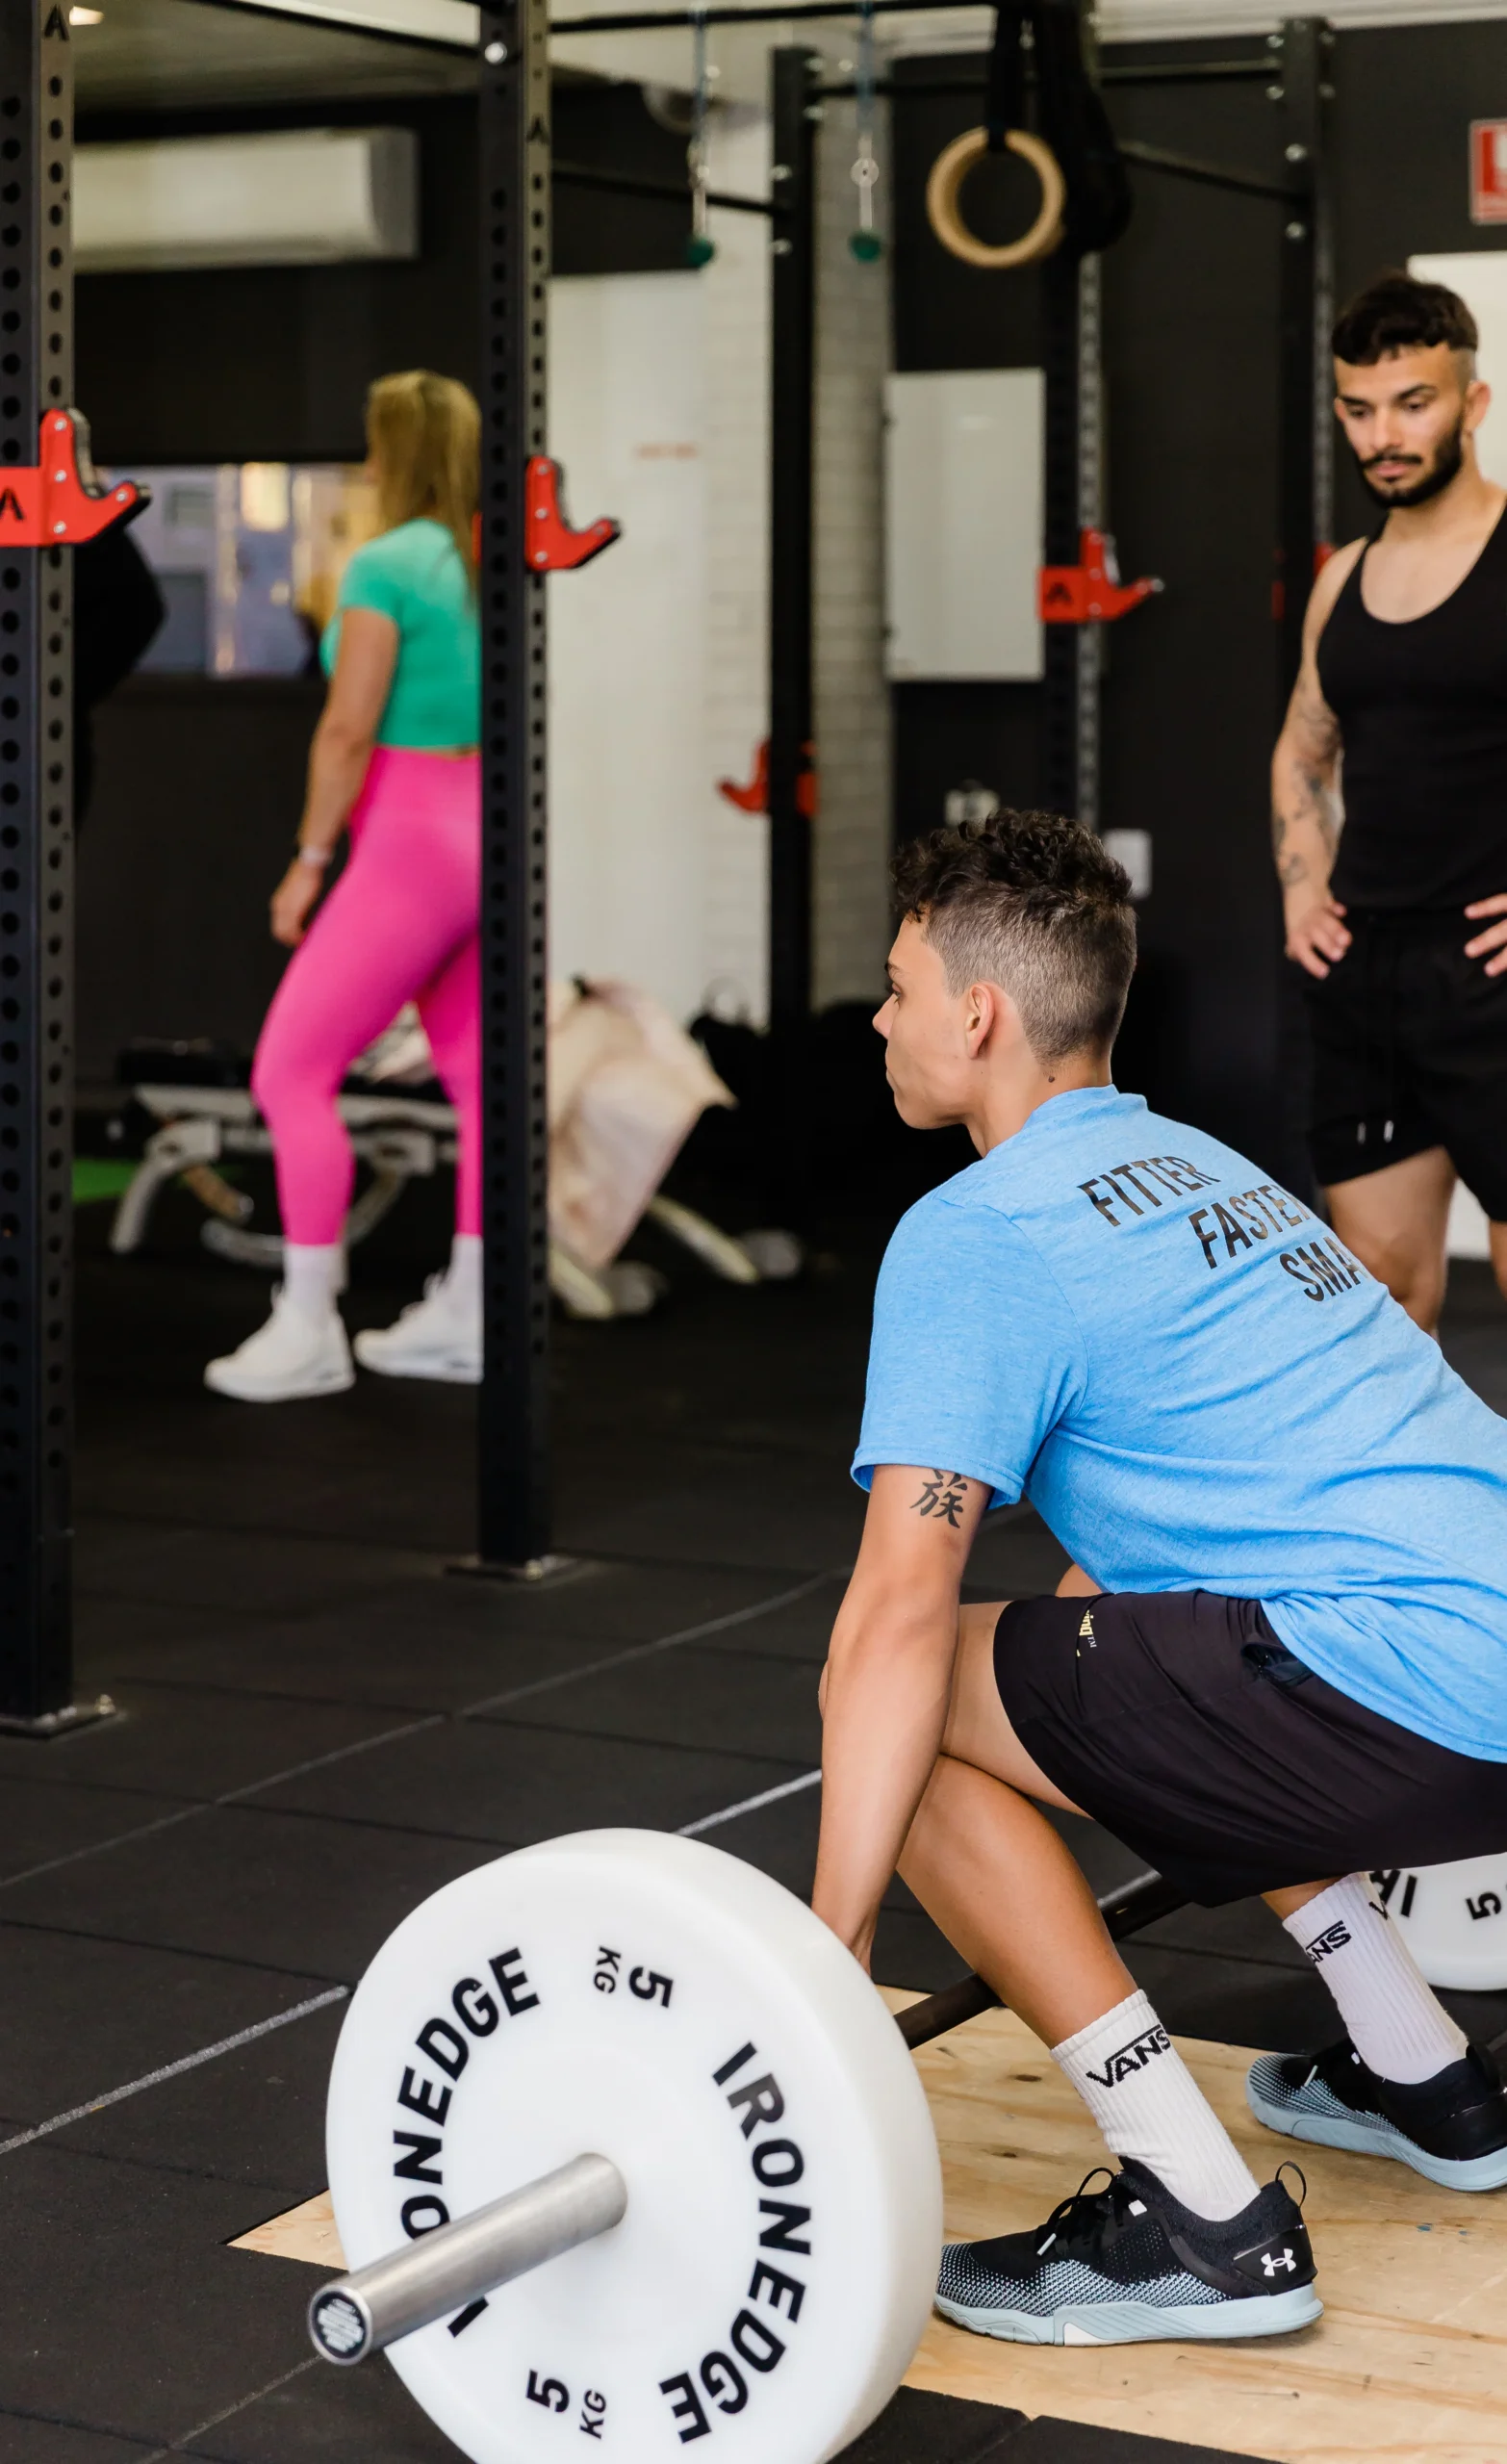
[524,456,621,572]
[0,411,146,547]
[1038,528,1162,624]
[717,737,818,820]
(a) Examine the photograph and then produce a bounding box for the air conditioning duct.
[74,127,419,272]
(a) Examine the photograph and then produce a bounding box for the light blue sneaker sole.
[1245,2072,1507,2192]
[933,2285,1322,2345]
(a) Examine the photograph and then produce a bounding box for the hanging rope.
[686,3,715,269]
[849,0,882,263]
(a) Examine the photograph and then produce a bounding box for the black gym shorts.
[1302,908,1507,1218]
[993,1589,1507,1907]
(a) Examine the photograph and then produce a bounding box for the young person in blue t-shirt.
[813,808,1507,2349]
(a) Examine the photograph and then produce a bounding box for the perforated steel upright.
[1041,250,1083,821]
[767,46,817,1030]
[1275,15,1334,697]
[0,3,77,1727]
[475,0,555,1572]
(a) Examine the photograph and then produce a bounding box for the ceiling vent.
[74,127,419,272]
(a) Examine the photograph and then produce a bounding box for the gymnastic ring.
[925,126,1066,271]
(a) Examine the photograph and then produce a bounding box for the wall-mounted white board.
[883,368,1044,682]
[1408,251,1507,488]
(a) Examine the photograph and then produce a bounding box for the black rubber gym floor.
[8,1204,1507,2464]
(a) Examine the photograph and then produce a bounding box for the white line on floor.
[0,1568,841,1894]
[457,1570,837,1718]
[0,1985,349,2160]
[140,2356,319,2461]
[678,1768,822,1836]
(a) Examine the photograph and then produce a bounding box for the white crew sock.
[443,1233,483,1319]
[280,1243,345,1321]
[1283,1875,1467,2085]
[1053,1989,1261,2221]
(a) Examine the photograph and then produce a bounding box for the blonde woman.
[208,372,483,1400]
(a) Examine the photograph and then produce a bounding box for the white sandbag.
[549,978,733,1270]
[354,983,734,1272]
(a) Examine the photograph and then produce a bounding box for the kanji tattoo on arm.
[913,1470,968,1527]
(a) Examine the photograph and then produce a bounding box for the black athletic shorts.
[993,1589,1507,1907]
[1301,907,1507,1217]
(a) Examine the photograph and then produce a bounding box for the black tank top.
[1316,504,1507,909]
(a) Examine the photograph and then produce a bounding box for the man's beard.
[1356,414,1466,508]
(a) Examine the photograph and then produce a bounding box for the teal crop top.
[321,518,480,749]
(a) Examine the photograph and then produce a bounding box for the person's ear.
[962,980,997,1058]
[1466,376,1492,435]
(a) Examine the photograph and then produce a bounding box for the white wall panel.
[548,271,710,1023]
[884,368,1044,681]
[1410,250,1507,489]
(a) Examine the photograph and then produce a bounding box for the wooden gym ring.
[925,126,1066,271]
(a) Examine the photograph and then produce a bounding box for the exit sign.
[1472,119,1507,221]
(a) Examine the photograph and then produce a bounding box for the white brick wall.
[547,271,710,1023]
[546,93,895,1028]
[701,106,773,1025]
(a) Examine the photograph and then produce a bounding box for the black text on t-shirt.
[1078,1157,1220,1226]
[1188,1185,1311,1267]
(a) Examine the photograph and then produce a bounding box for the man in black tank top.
[1272,270,1507,1333]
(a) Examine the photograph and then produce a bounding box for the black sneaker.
[1247,2036,1507,2191]
[933,2158,1320,2346]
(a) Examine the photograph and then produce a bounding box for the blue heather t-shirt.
[853,1085,1507,1760]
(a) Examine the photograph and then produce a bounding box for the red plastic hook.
[0,411,146,547]
[719,739,770,812]
[524,455,621,572]
[1038,527,1162,624]
[717,738,818,820]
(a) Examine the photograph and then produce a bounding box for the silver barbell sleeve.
[308,2153,628,2365]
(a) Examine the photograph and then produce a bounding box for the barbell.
[309,1831,1183,2464]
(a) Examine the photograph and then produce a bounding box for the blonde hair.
[366,369,479,578]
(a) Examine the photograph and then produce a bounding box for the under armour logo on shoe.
[1261,2247,1297,2276]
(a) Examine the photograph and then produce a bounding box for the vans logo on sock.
[1085,2023,1171,2087]
[1261,2247,1297,2277]
[1303,1920,1351,1965]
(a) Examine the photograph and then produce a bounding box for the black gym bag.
[986,0,1133,260]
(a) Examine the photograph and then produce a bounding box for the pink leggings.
[253,746,480,1246]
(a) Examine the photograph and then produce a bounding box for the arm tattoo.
[1295,763,1340,857]
[913,1470,968,1527]
[1272,730,1341,885]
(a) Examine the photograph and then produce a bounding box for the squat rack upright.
[0,2,90,1731]
[0,0,1336,1716]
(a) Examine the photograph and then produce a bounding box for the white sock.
[280,1243,345,1320]
[1283,1875,1467,2085]
[1052,1989,1261,2221]
[443,1233,482,1318]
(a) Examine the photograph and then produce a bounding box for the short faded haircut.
[892,808,1136,1065]
[1332,271,1478,370]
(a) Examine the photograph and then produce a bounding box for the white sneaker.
[205,1289,354,1402]
[353,1276,482,1384]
